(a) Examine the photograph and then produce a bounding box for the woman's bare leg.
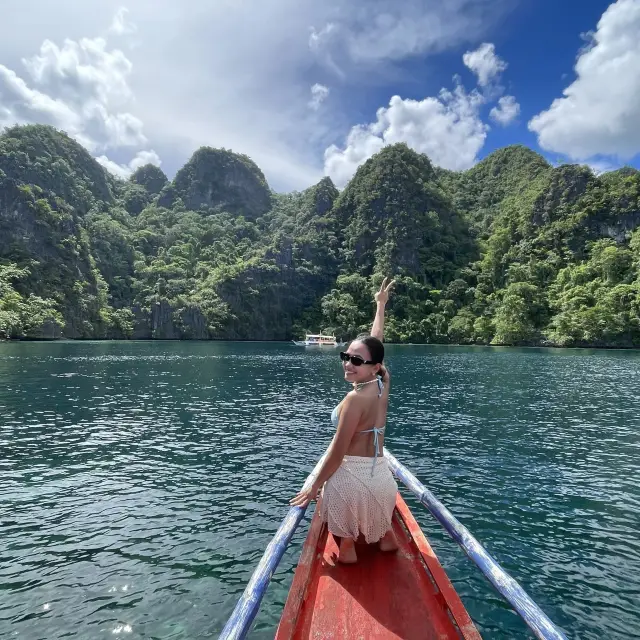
[379,528,399,552]
[337,537,358,563]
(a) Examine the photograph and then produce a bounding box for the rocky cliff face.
[1,124,639,346]
[130,164,168,196]
[161,147,272,219]
[593,211,640,243]
[0,175,105,338]
[531,165,596,227]
[147,300,210,340]
[0,124,113,213]
[331,144,475,284]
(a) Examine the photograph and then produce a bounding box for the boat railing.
[219,449,567,640]
[384,449,567,640]
[218,504,308,640]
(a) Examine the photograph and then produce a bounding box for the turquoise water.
[1,341,639,639]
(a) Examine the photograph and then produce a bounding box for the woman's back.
[333,376,389,458]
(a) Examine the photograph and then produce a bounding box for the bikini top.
[331,377,385,475]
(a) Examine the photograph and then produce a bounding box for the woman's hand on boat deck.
[290,484,320,508]
[375,277,395,306]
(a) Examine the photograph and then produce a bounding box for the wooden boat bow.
[219,451,567,640]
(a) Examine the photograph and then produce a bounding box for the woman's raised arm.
[371,277,395,342]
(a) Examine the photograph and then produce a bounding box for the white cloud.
[529,0,640,161]
[0,22,147,154]
[23,37,135,109]
[95,155,132,179]
[0,1,512,192]
[96,149,161,179]
[309,23,337,52]
[585,159,620,175]
[490,95,520,125]
[463,42,507,87]
[324,83,488,187]
[324,126,385,188]
[109,7,137,36]
[0,64,79,131]
[129,149,161,171]
[311,1,509,67]
[323,39,523,187]
[308,23,345,78]
[309,83,329,110]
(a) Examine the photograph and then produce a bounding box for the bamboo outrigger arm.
[218,504,308,640]
[384,448,567,640]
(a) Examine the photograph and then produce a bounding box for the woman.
[290,277,398,564]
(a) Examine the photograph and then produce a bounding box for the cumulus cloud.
[324,83,487,187]
[129,149,161,171]
[0,64,79,131]
[0,22,147,153]
[529,0,640,161]
[109,7,137,36]
[463,42,507,88]
[324,126,385,188]
[0,9,161,182]
[96,149,161,179]
[311,0,509,67]
[309,23,337,52]
[309,83,329,110]
[0,0,512,191]
[490,95,520,126]
[323,38,524,187]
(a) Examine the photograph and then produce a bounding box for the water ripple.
[0,341,639,639]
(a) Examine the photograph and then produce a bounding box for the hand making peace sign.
[374,277,395,307]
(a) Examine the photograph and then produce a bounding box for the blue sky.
[0,0,639,191]
[324,0,601,132]
[469,0,627,160]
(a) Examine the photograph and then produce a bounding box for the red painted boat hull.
[276,493,481,640]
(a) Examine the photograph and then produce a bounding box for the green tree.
[0,264,62,338]
[2,124,640,346]
[492,282,545,345]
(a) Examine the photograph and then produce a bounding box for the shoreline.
[1,337,639,352]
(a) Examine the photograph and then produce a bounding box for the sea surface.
[1,341,639,639]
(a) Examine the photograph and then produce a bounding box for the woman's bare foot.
[379,529,399,552]
[337,537,358,564]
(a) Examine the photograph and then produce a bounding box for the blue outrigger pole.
[219,450,567,640]
[384,449,567,640]
[218,504,308,640]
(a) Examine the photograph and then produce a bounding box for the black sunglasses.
[340,352,375,366]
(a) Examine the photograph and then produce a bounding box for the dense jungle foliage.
[1,124,639,346]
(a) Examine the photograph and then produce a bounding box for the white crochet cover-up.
[319,454,398,544]
[302,378,397,544]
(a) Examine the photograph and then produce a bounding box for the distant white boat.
[292,333,345,347]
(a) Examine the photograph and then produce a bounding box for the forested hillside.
[1,124,639,346]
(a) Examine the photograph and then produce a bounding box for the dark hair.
[353,333,384,364]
